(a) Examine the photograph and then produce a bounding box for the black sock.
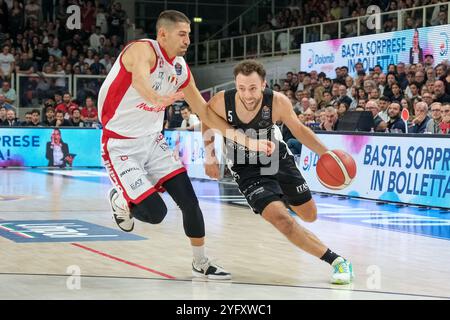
[320,248,341,265]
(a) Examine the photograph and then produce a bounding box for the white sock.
[192,245,206,265]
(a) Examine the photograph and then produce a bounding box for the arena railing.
[15,73,72,115]
[188,2,449,66]
[13,73,108,119]
[73,74,107,102]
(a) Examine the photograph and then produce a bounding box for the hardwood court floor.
[0,169,449,300]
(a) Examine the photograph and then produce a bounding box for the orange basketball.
[316,150,357,190]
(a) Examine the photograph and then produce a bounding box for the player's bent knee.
[273,213,295,235]
[131,192,167,224]
[262,205,295,235]
[292,201,317,222]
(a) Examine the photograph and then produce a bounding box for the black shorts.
[231,154,312,214]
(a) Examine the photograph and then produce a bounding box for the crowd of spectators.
[270,57,449,154]
[257,0,448,36]
[0,0,129,126]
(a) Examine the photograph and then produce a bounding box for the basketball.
[316,150,357,190]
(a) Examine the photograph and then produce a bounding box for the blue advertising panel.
[0,220,147,243]
[0,128,101,167]
[301,24,450,76]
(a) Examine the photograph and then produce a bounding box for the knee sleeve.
[163,172,205,238]
[130,192,167,224]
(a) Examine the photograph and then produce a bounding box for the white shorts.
[101,132,186,204]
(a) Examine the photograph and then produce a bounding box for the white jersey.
[98,39,191,138]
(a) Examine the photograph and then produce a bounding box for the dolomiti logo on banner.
[300,24,450,77]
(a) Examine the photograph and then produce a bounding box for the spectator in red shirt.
[56,92,78,119]
[81,96,99,124]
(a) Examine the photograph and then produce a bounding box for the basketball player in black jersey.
[204,60,354,284]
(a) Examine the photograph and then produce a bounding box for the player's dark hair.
[233,60,266,80]
[156,10,191,31]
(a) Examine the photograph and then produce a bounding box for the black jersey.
[223,88,289,170]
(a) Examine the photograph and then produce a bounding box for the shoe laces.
[334,260,350,274]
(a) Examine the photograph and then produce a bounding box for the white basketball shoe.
[109,188,134,232]
[192,258,232,280]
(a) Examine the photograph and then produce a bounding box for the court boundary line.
[0,272,448,300]
[70,243,176,280]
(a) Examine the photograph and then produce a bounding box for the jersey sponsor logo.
[258,120,271,127]
[175,62,183,75]
[136,102,166,112]
[119,167,140,177]
[130,178,144,190]
[296,182,309,194]
[261,105,271,120]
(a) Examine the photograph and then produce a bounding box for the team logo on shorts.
[296,183,309,193]
[261,105,271,120]
[175,62,183,75]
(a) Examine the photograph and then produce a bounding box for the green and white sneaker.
[331,257,354,285]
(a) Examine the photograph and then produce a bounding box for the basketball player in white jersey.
[203,60,354,284]
[98,11,272,280]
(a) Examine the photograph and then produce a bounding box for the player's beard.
[239,94,263,112]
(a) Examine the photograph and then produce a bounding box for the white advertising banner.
[300,24,450,77]
[297,133,450,209]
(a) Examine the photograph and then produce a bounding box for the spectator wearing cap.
[409,101,431,133]
[424,54,434,68]
[434,80,450,104]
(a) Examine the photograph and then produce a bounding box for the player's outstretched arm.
[274,92,328,157]
[182,80,275,155]
[123,42,184,107]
